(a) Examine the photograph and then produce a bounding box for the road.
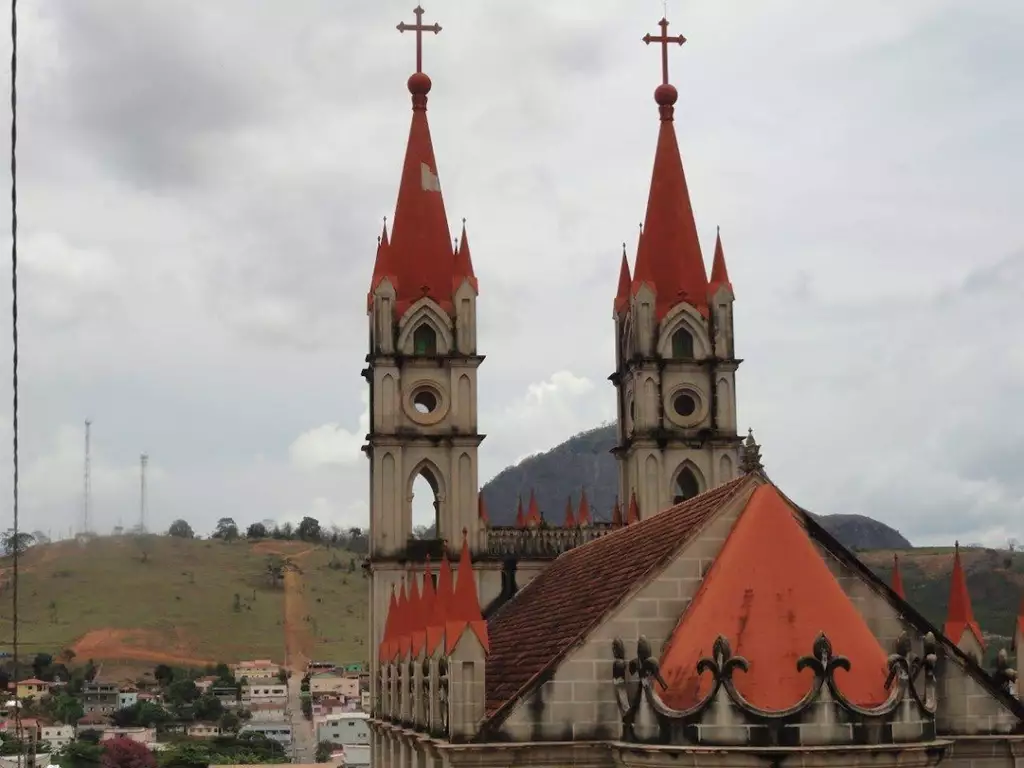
[287,671,317,763]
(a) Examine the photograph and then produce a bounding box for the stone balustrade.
[485,524,614,558]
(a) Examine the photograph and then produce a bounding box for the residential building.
[15,680,50,700]
[101,726,156,744]
[210,685,240,708]
[359,691,370,712]
[75,713,111,736]
[241,683,287,705]
[239,721,291,745]
[311,696,348,718]
[247,701,288,722]
[4,717,38,741]
[80,681,118,715]
[309,672,358,698]
[117,686,138,709]
[336,744,370,768]
[186,722,221,739]
[316,713,369,746]
[194,676,217,694]
[232,660,280,681]
[306,661,335,674]
[39,724,74,750]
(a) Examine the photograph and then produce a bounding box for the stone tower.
[611,32,742,522]
[365,29,483,687]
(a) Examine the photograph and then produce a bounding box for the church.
[363,8,1024,767]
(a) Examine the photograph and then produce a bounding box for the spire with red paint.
[707,227,732,297]
[577,489,591,526]
[453,219,478,294]
[404,568,423,659]
[394,578,411,659]
[445,529,488,653]
[367,219,393,309]
[944,543,985,649]
[563,496,576,528]
[426,550,454,655]
[891,554,905,599]
[626,491,641,525]
[611,497,623,527]
[631,16,709,320]
[478,494,489,526]
[514,497,525,529]
[379,6,463,316]
[614,244,632,316]
[412,560,435,657]
[525,490,542,527]
[379,584,399,662]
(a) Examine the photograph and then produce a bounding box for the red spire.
[1015,594,1024,651]
[577,489,591,525]
[631,21,709,320]
[386,61,456,315]
[445,530,488,653]
[367,220,394,309]
[614,245,632,315]
[514,497,525,529]
[453,220,478,293]
[525,490,542,527]
[626,491,641,525]
[611,497,623,527]
[891,554,906,599]
[707,227,732,296]
[478,494,489,526]
[563,497,576,528]
[379,584,398,662]
[412,561,434,657]
[406,569,423,658]
[395,578,411,658]
[944,543,984,649]
[426,550,453,655]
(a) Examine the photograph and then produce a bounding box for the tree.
[314,741,333,763]
[50,691,84,724]
[212,517,239,541]
[101,737,155,768]
[153,664,174,686]
[166,679,200,705]
[59,740,103,768]
[297,516,322,542]
[2,530,35,555]
[219,711,240,733]
[192,694,224,722]
[245,522,267,540]
[167,520,194,539]
[32,652,53,678]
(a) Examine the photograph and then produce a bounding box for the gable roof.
[659,485,889,711]
[484,474,753,723]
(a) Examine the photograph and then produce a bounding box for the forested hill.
[480,424,913,551]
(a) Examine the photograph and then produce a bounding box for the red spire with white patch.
[445,530,488,653]
[707,227,732,296]
[367,220,393,309]
[631,17,709,320]
[453,220,478,294]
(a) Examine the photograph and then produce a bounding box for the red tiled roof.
[484,475,752,722]
[659,485,890,712]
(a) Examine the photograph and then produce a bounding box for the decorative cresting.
[486,523,613,557]
[612,631,939,747]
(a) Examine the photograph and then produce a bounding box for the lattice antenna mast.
[139,453,148,533]
[82,418,92,534]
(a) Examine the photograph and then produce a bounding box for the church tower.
[365,6,483,681]
[612,19,742,522]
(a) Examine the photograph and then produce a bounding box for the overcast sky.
[0,1,1020,546]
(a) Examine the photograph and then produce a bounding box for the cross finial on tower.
[643,17,686,86]
[397,6,442,75]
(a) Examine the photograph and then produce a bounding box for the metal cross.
[643,18,686,86]
[397,6,442,74]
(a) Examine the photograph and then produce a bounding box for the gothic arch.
[716,377,733,428]
[719,453,734,484]
[657,305,710,360]
[406,458,447,534]
[396,298,453,356]
[670,461,705,505]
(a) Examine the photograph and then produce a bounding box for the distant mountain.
[481,424,913,551]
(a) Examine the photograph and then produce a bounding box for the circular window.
[673,393,696,417]
[413,389,438,415]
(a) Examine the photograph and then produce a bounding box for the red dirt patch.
[71,628,214,667]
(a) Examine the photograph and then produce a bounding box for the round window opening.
[673,392,697,418]
[413,389,439,415]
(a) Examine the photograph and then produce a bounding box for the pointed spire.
[412,560,435,657]
[446,529,488,653]
[525,490,542,528]
[708,226,732,296]
[627,491,641,525]
[563,496,576,528]
[944,543,985,649]
[405,567,423,658]
[614,244,632,315]
[611,497,623,527]
[1013,593,1024,652]
[514,496,525,529]
[395,577,411,659]
[478,494,489,527]
[576,489,591,526]
[630,29,709,320]
[367,219,395,309]
[453,219,478,294]
[740,428,764,475]
[426,550,454,655]
[379,584,399,662]
[891,554,906,599]
[386,62,456,315]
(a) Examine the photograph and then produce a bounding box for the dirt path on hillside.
[258,544,317,674]
[70,628,214,667]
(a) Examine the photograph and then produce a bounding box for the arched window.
[411,466,440,537]
[413,324,437,355]
[673,466,701,504]
[671,328,694,359]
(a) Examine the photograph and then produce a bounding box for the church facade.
[364,9,1024,768]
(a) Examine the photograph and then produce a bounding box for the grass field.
[0,536,1019,672]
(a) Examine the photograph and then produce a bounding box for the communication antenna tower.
[82,419,92,534]
[140,453,149,533]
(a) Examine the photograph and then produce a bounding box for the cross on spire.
[643,17,686,85]
[397,6,442,74]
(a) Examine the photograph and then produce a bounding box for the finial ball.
[654,83,678,106]
[408,72,432,96]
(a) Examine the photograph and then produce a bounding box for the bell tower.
[611,17,742,522]
[364,4,483,693]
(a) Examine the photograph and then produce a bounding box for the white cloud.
[289,390,369,471]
